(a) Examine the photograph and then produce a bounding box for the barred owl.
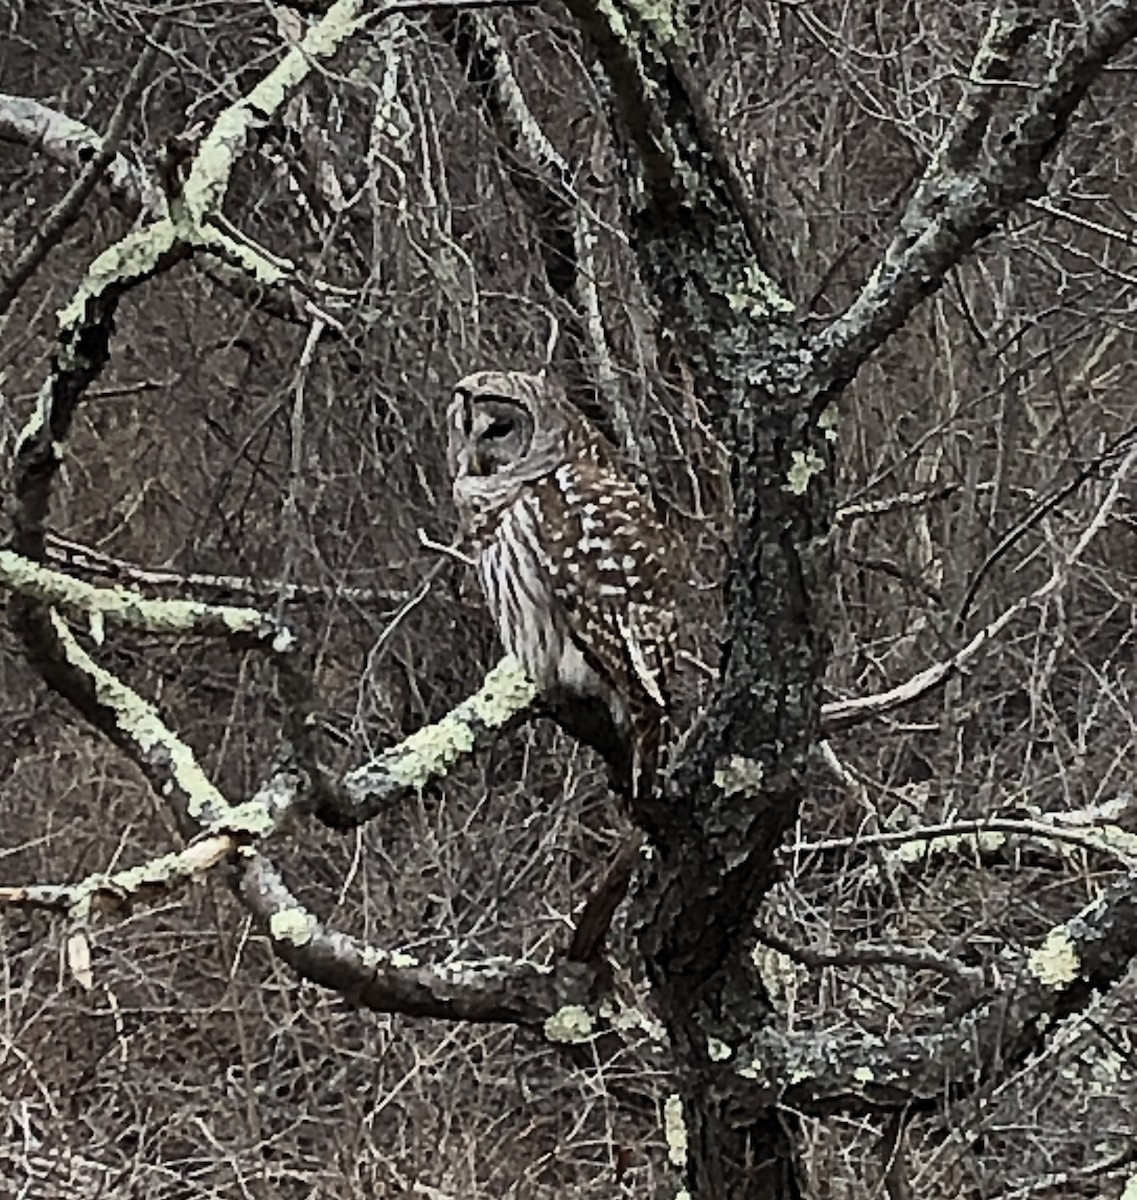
[447,370,678,801]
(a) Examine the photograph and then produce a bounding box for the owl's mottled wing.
[531,460,676,716]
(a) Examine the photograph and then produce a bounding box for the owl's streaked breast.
[476,495,562,686]
[474,494,626,726]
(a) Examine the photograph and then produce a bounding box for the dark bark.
[548,2,1137,1196]
[555,5,832,1193]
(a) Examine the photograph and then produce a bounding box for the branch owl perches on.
[446,370,679,804]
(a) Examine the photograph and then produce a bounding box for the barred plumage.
[447,370,678,800]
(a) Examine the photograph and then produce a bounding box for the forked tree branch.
[736,870,1137,1116]
[815,0,1137,392]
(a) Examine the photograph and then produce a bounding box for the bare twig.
[44,533,408,607]
[822,441,1137,732]
[752,928,984,988]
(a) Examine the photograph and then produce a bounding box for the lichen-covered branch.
[733,871,1137,1117]
[237,851,604,1023]
[0,550,276,642]
[22,612,267,833]
[319,656,538,827]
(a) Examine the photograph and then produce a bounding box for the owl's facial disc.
[466,398,534,476]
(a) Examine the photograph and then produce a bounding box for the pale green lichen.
[1088,824,1137,860]
[50,613,232,824]
[714,754,764,797]
[181,0,368,225]
[358,946,420,972]
[752,943,804,1008]
[15,381,54,456]
[1028,926,1080,989]
[390,715,477,789]
[544,1004,595,1043]
[272,627,297,654]
[0,551,265,637]
[628,0,681,45]
[209,799,276,838]
[707,1037,732,1062]
[784,448,827,495]
[106,852,186,893]
[664,1094,687,1167]
[594,0,631,42]
[57,220,178,332]
[269,907,317,946]
[725,262,795,318]
[599,996,667,1041]
[1122,1175,1137,1200]
[737,1058,763,1080]
[819,401,840,442]
[891,829,1006,865]
[467,657,538,728]
[852,1065,874,1086]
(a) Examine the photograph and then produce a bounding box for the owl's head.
[448,370,572,483]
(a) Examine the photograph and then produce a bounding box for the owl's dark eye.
[484,417,515,439]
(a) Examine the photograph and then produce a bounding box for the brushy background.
[1,4,1135,1196]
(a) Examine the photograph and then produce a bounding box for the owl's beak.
[467,447,489,476]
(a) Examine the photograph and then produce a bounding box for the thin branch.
[821,440,1137,732]
[954,425,1137,625]
[834,485,961,527]
[44,533,408,607]
[753,928,984,988]
[787,816,1137,867]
